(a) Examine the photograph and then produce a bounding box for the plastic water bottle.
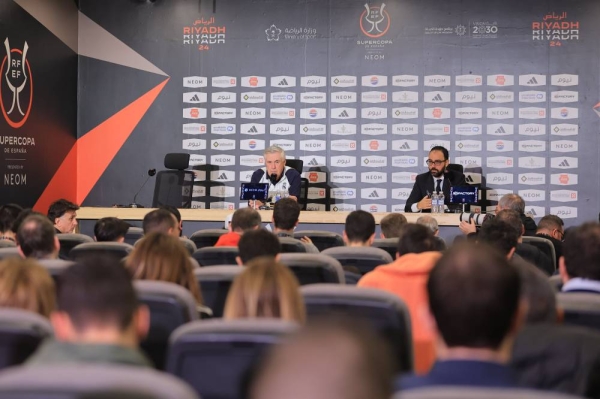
[431,192,439,213]
[274,191,282,203]
[438,191,445,213]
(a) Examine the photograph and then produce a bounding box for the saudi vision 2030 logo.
[1,39,32,128]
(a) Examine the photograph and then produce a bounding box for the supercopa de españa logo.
[1,38,32,128]
[358,3,392,61]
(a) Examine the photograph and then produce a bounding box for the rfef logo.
[1,39,32,128]
[360,3,391,38]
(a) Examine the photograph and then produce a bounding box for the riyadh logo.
[1,38,32,128]
[360,3,391,38]
[265,25,282,41]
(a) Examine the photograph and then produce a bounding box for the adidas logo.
[248,125,258,133]
[465,175,475,183]
[339,110,349,117]
[217,173,228,180]
[495,126,506,134]
[527,77,538,85]
[559,159,570,167]
[528,208,537,216]
[190,94,200,102]
[432,93,443,102]
[368,191,379,198]
[308,158,319,166]
[400,142,411,150]
[278,78,288,86]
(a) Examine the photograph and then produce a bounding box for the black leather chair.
[189,229,228,249]
[523,236,557,272]
[134,281,199,370]
[285,159,303,174]
[301,284,414,373]
[152,153,194,209]
[69,242,134,264]
[372,238,398,260]
[292,230,344,252]
[0,309,53,370]
[166,319,298,399]
[192,247,238,267]
[57,233,93,259]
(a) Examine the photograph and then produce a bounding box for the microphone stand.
[129,169,156,208]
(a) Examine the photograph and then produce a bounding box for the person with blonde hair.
[125,232,203,305]
[0,258,55,318]
[224,257,305,323]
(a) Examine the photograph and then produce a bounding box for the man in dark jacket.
[405,146,466,213]
[536,214,564,270]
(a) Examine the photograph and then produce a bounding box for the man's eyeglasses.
[426,160,447,166]
[554,229,564,240]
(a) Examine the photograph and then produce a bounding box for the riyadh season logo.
[182,17,226,51]
[1,39,32,128]
[532,12,579,46]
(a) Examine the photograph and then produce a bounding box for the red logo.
[360,3,391,39]
[369,140,379,150]
[369,205,378,212]
[350,142,356,149]
[1,39,32,128]
[249,77,258,86]
[319,189,325,196]
[496,75,505,85]
[190,108,199,118]
[308,172,319,182]
[432,108,442,118]
[200,125,206,132]
[559,174,569,184]
[570,192,577,199]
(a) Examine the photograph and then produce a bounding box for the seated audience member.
[142,209,178,237]
[224,257,305,323]
[26,258,151,367]
[125,233,204,306]
[343,210,376,247]
[215,207,262,247]
[237,229,282,266]
[478,218,523,265]
[0,204,23,243]
[496,209,553,275]
[379,213,408,239]
[416,215,439,236]
[536,214,564,269]
[511,257,600,397]
[272,198,318,253]
[250,319,395,399]
[560,222,600,293]
[160,205,184,237]
[398,242,524,390]
[47,199,79,234]
[93,217,130,243]
[16,214,60,260]
[359,224,441,374]
[0,258,55,318]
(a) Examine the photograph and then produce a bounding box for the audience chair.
[134,280,199,370]
[0,247,20,260]
[36,259,75,284]
[192,246,238,267]
[278,237,307,253]
[57,233,94,259]
[69,242,134,264]
[523,236,557,272]
[293,230,344,252]
[166,318,298,399]
[124,226,144,246]
[194,266,243,318]
[190,229,228,249]
[0,241,15,249]
[301,284,413,373]
[321,246,393,275]
[372,238,398,260]
[394,387,582,399]
[556,292,600,331]
[189,257,201,269]
[549,275,562,292]
[179,237,197,255]
[0,308,53,370]
[279,253,345,285]
[0,365,199,399]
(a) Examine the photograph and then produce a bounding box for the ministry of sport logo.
[360,3,391,38]
[1,39,32,128]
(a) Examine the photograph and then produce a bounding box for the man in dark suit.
[404,146,466,212]
[397,242,523,391]
[535,215,564,270]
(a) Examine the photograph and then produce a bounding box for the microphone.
[269,173,278,184]
[129,168,156,208]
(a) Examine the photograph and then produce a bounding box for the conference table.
[77,207,465,240]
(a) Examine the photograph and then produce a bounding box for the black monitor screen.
[450,186,478,204]
[240,183,269,200]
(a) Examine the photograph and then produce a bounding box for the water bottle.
[274,191,282,203]
[431,192,439,213]
[438,191,445,213]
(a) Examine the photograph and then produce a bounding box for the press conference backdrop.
[2,0,598,224]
